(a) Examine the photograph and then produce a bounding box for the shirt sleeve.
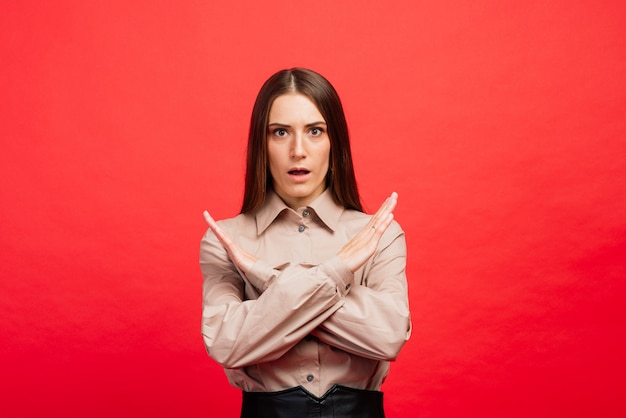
[200,226,354,370]
[310,221,412,361]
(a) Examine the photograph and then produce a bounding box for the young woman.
[200,68,411,418]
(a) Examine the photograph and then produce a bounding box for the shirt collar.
[255,189,345,235]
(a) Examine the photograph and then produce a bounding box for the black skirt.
[240,385,385,418]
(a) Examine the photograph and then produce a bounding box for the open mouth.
[288,169,310,175]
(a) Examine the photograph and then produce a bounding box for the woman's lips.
[287,169,311,182]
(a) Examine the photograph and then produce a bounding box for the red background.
[2,1,625,417]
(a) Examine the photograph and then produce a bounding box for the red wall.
[1,1,625,417]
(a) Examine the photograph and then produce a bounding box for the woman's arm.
[200,228,352,370]
[201,192,404,368]
[311,224,411,361]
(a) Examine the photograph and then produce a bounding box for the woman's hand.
[337,192,398,273]
[203,210,258,276]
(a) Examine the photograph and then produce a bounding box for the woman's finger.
[203,210,258,275]
[337,192,399,272]
[367,192,398,232]
[203,210,235,252]
[203,210,216,228]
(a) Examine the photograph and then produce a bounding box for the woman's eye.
[273,128,288,137]
[309,127,324,136]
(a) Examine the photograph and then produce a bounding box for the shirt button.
[298,225,305,233]
[306,374,314,382]
[303,209,310,217]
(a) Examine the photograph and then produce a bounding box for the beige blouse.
[200,189,411,397]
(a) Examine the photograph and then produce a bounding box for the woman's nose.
[291,134,306,158]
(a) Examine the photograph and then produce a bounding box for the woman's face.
[267,93,331,210]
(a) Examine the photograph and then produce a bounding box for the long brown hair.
[241,68,362,213]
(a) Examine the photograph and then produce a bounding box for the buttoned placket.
[297,207,312,233]
[300,336,321,393]
[295,206,322,393]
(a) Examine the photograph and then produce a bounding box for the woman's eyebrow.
[267,121,326,127]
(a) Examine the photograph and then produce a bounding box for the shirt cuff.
[246,260,284,292]
[320,255,354,297]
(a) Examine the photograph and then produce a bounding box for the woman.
[200,68,411,418]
